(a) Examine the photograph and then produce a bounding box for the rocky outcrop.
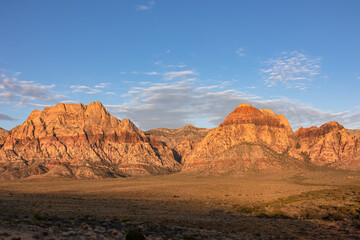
[145,125,209,163]
[182,104,303,174]
[295,122,360,170]
[0,102,180,179]
[347,129,360,138]
[0,128,9,147]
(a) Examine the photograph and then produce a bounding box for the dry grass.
[1,170,360,239]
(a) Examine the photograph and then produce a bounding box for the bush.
[126,229,145,240]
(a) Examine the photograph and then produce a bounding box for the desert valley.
[1,102,360,239]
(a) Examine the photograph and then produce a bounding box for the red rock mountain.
[294,122,360,170]
[1,102,360,178]
[0,102,180,179]
[145,125,210,164]
[182,104,303,173]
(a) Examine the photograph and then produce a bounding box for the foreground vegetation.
[0,170,360,239]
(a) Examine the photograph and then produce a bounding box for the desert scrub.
[233,186,360,221]
[126,229,145,240]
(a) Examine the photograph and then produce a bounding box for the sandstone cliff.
[0,128,9,147]
[295,122,360,170]
[0,102,180,179]
[182,104,303,174]
[347,129,360,138]
[145,125,209,163]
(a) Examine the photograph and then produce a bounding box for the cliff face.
[295,122,360,170]
[0,102,180,179]
[145,125,209,163]
[1,101,360,179]
[0,128,9,147]
[182,104,303,174]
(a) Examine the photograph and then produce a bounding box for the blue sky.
[0,0,360,130]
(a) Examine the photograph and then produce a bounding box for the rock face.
[145,125,209,163]
[0,128,9,147]
[0,102,180,179]
[295,122,360,170]
[347,129,360,138]
[182,104,303,174]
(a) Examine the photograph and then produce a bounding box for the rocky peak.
[220,104,292,131]
[11,102,122,139]
[0,101,181,179]
[295,121,344,139]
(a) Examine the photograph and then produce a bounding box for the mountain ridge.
[1,101,360,179]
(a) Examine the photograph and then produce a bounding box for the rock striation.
[0,102,180,179]
[294,122,360,170]
[145,125,210,163]
[0,128,9,147]
[1,102,360,178]
[182,104,303,174]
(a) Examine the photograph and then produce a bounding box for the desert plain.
[1,169,360,239]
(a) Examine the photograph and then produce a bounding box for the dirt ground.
[1,170,360,239]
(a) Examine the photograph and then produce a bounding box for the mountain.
[294,122,360,170]
[0,102,180,179]
[1,102,360,179]
[145,125,209,163]
[182,104,304,174]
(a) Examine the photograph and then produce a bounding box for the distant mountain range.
[1,101,359,179]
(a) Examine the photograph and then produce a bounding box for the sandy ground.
[0,170,360,239]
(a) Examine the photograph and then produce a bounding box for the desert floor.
[1,170,360,239]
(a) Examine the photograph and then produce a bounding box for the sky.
[0,0,360,131]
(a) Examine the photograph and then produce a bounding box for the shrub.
[126,229,145,240]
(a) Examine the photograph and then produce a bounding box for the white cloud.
[166,64,187,68]
[261,51,321,89]
[236,48,246,57]
[94,83,109,88]
[71,83,111,94]
[145,71,159,75]
[61,100,78,104]
[0,72,63,106]
[136,0,154,10]
[163,70,196,80]
[110,78,360,131]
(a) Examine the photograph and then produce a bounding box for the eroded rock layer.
[145,125,210,163]
[294,122,360,170]
[182,104,303,173]
[0,102,180,179]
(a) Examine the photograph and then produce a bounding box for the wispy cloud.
[236,48,246,57]
[166,64,187,68]
[70,85,101,94]
[136,0,154,10]
[145,71,159,75]
[163,70,196,80]
[94,83,109,88]
[0,113,17,121]
[110,78,360,130]
[71,82,112,94]
[261,51,321,89]
[0,72,63,106]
